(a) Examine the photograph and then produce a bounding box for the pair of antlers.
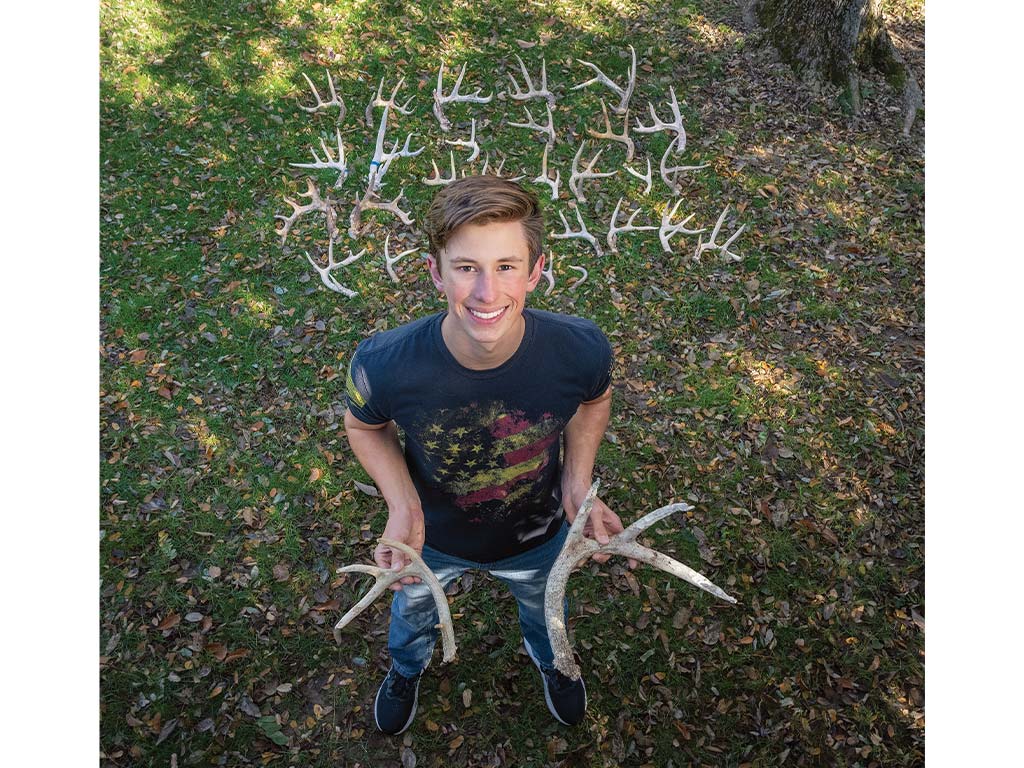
[333,481,736,679]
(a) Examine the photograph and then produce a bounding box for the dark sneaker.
[523,639,587,726]
[374,666,421,735]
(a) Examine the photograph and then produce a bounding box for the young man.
[344,176,624,735]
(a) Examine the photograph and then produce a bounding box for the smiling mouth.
[468,306,508,321]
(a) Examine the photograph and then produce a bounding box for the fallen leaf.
[309,467,322,482]
[273,563,290,581]
[354,480,379,496]
[156,613,181,631]
[515,39,537,48]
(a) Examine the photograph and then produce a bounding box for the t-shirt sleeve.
[583,326,613,402]
[344,341,391,425]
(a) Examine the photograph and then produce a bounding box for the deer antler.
[299,69,347,121]
[423,151,458,186]
[383,233,420,283]
[571,45,637,115]
[275,178,336,244]
[551,206,603,257]
[659,136,708,193]
[541,250,555,296]
[623,157,653,196]
[509,103,555,147]
[506,55,555,106]
[567,265,589,291]
[290,127,348,188]
[606,197,657,254]
[365,75,414,126]
[694,205,746,261]
[334,537,457,663]
[587,99,635,161]
[444,118,480,162]
[635,86,690,152]
[545,481,737,680]
[433,62,493,132]
[532,144,561,200]
[659,198,706,253]
[367,104,423,193]
[479,152,525,182]
[569,140,617,203]
[305,238,365,297]
[348,189,414,239]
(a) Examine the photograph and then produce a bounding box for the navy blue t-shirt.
[345,309,612,562]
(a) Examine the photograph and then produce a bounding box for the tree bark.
[746,0,922,134]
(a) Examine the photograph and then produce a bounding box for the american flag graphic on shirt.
[415,401,561,519]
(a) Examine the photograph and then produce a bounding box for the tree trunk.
[746,0,922,134]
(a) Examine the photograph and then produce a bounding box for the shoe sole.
[523,639,586,726]
[374,673,420,735]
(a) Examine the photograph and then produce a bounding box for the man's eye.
[498,264,514,271]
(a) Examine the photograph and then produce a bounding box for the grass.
[100,0,924,765]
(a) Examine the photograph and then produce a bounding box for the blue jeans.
[388,521,569,677]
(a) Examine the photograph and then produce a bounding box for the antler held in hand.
[335,538,457,663]
[544,481,737,680]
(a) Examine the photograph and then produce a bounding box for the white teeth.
[469,307,505,320]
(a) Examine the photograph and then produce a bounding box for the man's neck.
[440,313,527,371]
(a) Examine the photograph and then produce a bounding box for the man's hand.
[561,481,637,569]
[374,510,426,591]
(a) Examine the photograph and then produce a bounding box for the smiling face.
[427,219,544,370]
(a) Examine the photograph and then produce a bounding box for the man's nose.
[474,271,497,303]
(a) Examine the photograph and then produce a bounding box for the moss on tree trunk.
[749,0,921,133]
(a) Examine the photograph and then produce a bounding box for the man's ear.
[525,252,545,293]
[426,253,444,290]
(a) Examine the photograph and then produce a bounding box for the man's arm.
[344,408,425,590]
[560,386,635,567]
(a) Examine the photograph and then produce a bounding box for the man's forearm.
[344,412,422,517]
[562,389,611,488]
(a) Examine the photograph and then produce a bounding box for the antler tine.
[334,538,457,662]
[299,69,347,121]
[587,99,635,162]
[571,45,637,114]
[660,198,706,253]
[383,233,420,283]
[623,157,653,196]
[532,143,561,200]
[544,481,737,679]
[606,197,658,254]
[290,127,349,188]
[444,118,480,162]
[509,103,555,147]
[550,207,603,257]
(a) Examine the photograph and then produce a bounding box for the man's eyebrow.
[448,254,526,263]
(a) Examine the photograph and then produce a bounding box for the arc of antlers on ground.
[333,480,736,680]
[281,54,750,294]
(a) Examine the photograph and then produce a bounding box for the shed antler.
[545,481,737,680]
[290,127,349,188]
[506,55,555,107]
[334,538,457,663]
[299,69,347,122]
[433,62,493,132]
[571,45,637,115]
